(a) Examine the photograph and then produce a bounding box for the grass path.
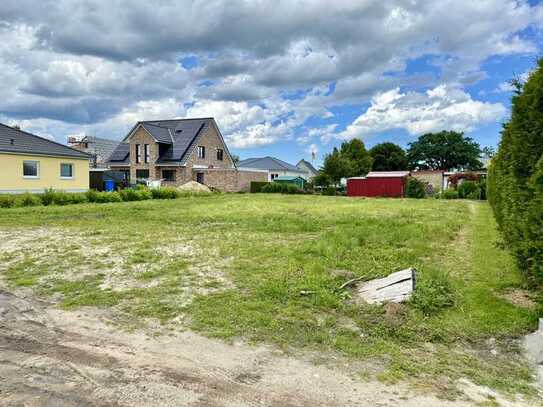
[0,195,539,400]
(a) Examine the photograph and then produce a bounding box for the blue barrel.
[104,180,115,192]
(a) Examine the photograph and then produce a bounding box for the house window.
[196,172,205,184]
[23,161,39,178]
[135,144,141,163]
[270,173,279,180]
[197,146,205,159]
[162,169,176,181]
[216,149,224,161]
[60,163,74,178]
[144,144,150,163]
[136,169,149,179]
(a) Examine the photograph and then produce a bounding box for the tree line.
[315,131,487,186]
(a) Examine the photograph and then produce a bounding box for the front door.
[196,172,205,184]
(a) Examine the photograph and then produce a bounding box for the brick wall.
[128,127,159,181]
[184,124,235,170]
[193,169,267,192]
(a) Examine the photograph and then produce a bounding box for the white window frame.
[135,144,141,163]
[144,144,150,163]
[197,146,205,159]
[270,173,279,180]
[216,148,224,161]
[60,163,74,179]
[23,160,40,179]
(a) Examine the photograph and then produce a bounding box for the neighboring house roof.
[296,159,318,174]
[0,123,89,159]
[108,118,228,166]
[274,175,305,181]
[237,156,306,173]
[75,135,121,167]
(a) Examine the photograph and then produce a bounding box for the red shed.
[347,171,410,198]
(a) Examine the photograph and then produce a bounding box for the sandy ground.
[0,287,534,407]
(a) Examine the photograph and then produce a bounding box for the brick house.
[107,118,266,192]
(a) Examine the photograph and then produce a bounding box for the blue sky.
[0,0,542,168]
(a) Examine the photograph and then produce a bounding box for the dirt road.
[1,288,529,406]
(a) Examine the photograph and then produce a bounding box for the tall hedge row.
[488,58,543,284]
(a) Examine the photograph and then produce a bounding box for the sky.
[1,0,542,167]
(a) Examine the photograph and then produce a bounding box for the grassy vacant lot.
[0,194,539,398]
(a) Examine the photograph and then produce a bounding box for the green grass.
[0,194,539,398]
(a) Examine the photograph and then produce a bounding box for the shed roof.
[0,123,89,159]
[274,175,305,181]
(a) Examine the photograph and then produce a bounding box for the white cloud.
[337,85,506,139]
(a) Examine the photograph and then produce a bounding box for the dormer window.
[197,146,205,159]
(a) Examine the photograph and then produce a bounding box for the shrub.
[261,182,284,193]
[86,189,100,203]
[284,184,303,194]
[442,189,459,199]
[94,191,122,203]
[0,195,16,208]
[458,180,479,199]
[120,188,152,201]
[405,177,426,198]
[250,181,269,193]
[18,193,42,207]
[488,58,543,282]
[322,187,337,196]
[40,187,56,206]
[411,270,457,316]
[150,187,179,199]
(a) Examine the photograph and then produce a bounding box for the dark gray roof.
[0,123,89,159]
[141,123,173,144]
[108,142,130,164]
[108,118,212,165]
[76,135,121,168]
[237,156,305,173]
[296,159,318,174]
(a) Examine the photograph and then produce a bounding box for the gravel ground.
[0,288,531,407]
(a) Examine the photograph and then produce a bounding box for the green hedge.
[250,181,270,193]
[488,58,543,283]
[0,186,197,209]
[261,182,304,194]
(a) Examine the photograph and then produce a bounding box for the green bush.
[322,186,337,196]
[488,58,543,282]
[94,191,122,203]
[261,182,284,193]
[86,189,100,203]
[442,189,459,199]
[458,180,478,199]
[250,181,269,193]
[284,184,303,194]
[120,188,152,201]
[150,187,179,199]
[411,270,457,316]
[18,193,42,207]
[40,187,56,206]
[405,177,426,198]
[0,195,16,208]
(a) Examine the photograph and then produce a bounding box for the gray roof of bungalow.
[237,156,305,173]
[0,123,89,159]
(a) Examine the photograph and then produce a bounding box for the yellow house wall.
[0,152,89,193]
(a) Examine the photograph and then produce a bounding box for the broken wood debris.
[356,268,416,305]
